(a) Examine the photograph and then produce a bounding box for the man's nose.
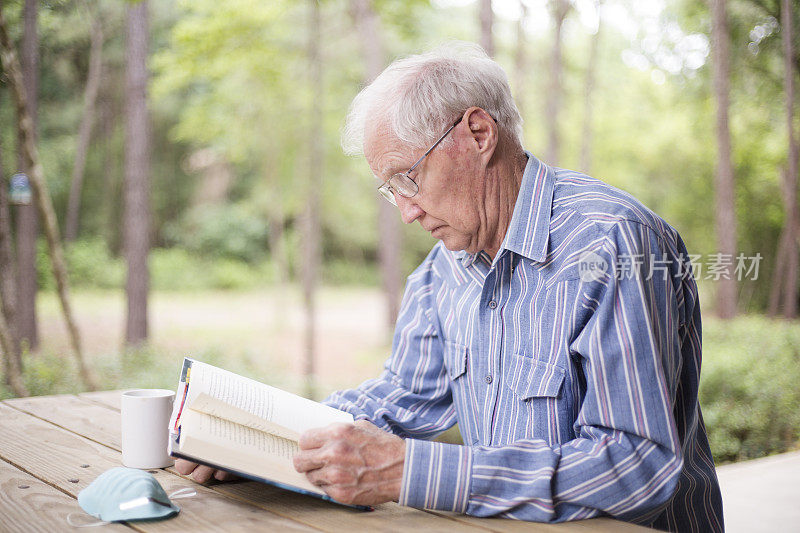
[396,195,424,225]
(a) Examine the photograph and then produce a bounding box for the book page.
[186,359,353,437]
[189,392,299,441]
[186,408,298,460]
[179,409,321,494]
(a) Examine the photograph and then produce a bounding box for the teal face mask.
[68,467,194,527]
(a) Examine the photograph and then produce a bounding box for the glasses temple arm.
[406,116,463,175]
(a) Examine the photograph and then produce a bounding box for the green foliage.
[36,239,273,292]
[700,316,800,463]
[322,258,379,286]
[149,248,273,291]
[0,346,228,401]
[147,247,210,290]
[17,351,85,398]
[37,238,124,290]
[163,204,269,264]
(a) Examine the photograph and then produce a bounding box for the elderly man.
[178,43,723,531]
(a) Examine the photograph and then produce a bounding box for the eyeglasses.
[377,116,463,206]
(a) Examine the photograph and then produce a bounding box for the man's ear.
[463,107,498,165]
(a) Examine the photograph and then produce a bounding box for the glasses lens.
[378,185,397,206]
[393,174,419,197]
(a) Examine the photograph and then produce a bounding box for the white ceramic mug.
[121,389,175,469]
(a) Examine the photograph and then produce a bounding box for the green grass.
[700,315,800,463]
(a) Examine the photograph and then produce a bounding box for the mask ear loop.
[66,513,109,528]
[168,487,196,500]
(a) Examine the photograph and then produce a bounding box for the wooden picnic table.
[0,390,649,532]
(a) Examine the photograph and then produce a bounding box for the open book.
[168,358,362,508]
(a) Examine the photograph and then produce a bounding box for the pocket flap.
[444,340,468,380]
[508,355,565,399]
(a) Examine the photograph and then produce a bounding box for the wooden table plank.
[430,511,651,532]
[0,458,131,533]
[79,390,122,411]
[217,481,492,533]
[6,395,122,450]
[0,403,315,532]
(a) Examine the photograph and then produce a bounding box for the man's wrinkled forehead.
[363,118,414,178]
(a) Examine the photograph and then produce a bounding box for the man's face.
[364,119,488,254]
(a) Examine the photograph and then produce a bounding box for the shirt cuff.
[399,439,472,513]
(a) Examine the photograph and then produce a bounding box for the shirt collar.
[456,151,555,268]
[501,152,555,263]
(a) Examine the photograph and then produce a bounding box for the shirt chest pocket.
[506,354,566,442]
[507,353,565,400]
[444,340,468,380]
[442,340,480,443]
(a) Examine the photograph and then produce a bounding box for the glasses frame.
[377,116,463,206]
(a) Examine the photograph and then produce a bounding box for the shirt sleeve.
[395,221,687,524]
[322,259,457,440]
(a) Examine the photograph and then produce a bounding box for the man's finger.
[353,419,376,430]
[190,464,216,483]
[293,450,326,473]
[214,469,234,481]
[174,459,198,475]
[297,427,329,450]
[304,465,331,488]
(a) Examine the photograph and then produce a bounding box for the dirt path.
[36,287,394,395]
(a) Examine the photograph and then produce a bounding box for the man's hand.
[293,420,405,506]
[174,458,236,483]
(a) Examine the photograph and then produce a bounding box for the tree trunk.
[0,4,96,390]
[0,289,27,396]
[480,0,494,57]
[302,0,322,399]
[15,0,38,351]
[99,94,118,252]
[768,217,789,316]
[545,0,570,165]
[709,0,738,319]
[267,210,289,284]
[579,1,602,174]
[769,0,800,319]
[65,15,104,243]
[262,153,289,285]
[513,0,528,119]
[779,0,798,318]
[0,128,27,396]
[123,0,150,346]
[350,0,401,328]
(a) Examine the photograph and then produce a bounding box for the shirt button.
[484,375,493,384]
[488,300,498,309]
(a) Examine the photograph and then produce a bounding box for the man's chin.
[439,235,471,254]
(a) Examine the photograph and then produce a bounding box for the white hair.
[341,41,523,156]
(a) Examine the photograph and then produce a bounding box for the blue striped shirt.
[323,153,724,531]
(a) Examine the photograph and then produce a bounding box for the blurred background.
[0,0,798,466]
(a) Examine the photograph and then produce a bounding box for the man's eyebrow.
[381,162,409,178]
[375,166,396,181]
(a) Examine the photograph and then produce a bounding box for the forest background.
[0,0,799,466]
